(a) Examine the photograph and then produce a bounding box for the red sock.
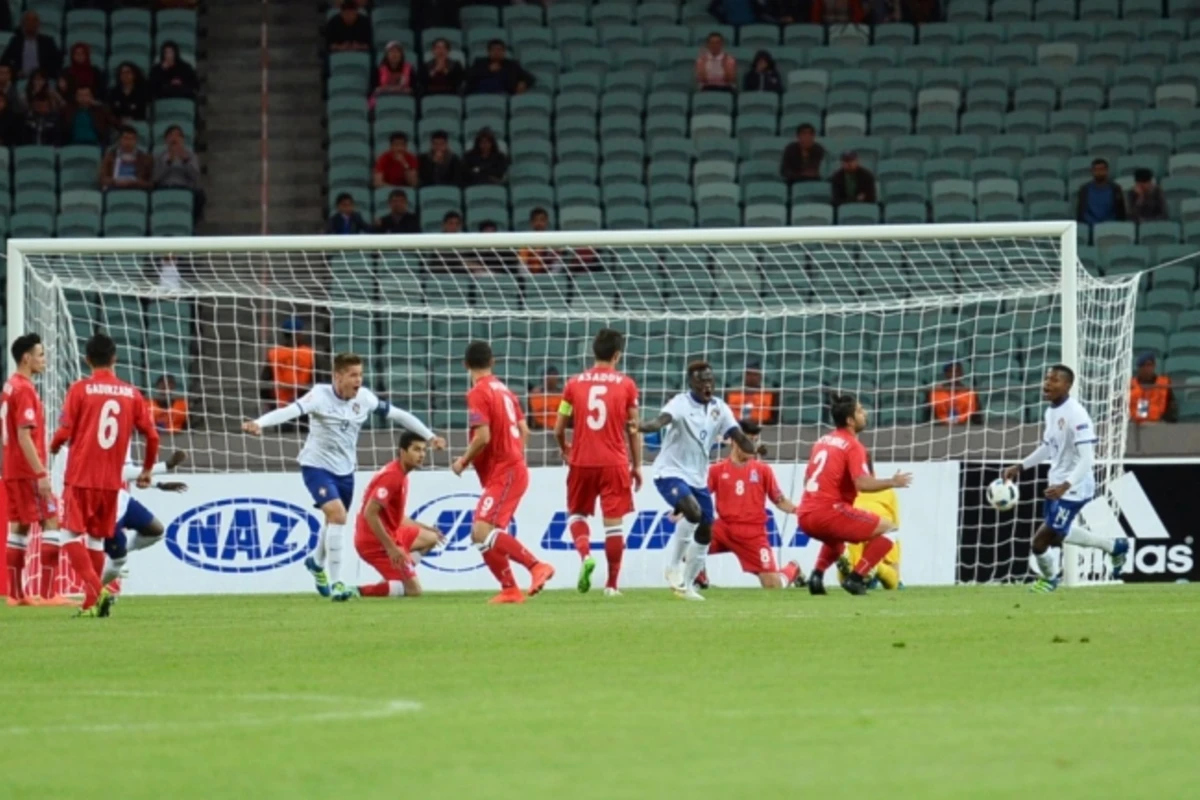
[482,548,517,589]
[568,517,591,560]
[854,536,894,577]
[5,545,26,601]
[61,541,101,609]
[39,542,60,599]
[814,541,845,573]
[781,561,800,585]
[604,531,624,589]
[491,532,537,570]
[89,548,106,581]
[359,582,390,597]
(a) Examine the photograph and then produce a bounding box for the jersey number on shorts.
[97,399,121,450]
[586,385,608,431]
[1053,505,1071,527]
[501,395,520,439]
[805,449,828,494]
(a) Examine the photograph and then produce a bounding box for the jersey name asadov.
[1041,396,1097,502]
[296,385,382,475]
[654,392,739,487]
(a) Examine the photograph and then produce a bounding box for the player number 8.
[97,399,121,450]
[805,449,828,494]
[735,479,745,496]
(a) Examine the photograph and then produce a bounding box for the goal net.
[6,223,1138,587]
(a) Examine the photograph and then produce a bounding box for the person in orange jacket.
[527,366,562,431]
[1129,352,1178,423]
[928,361,982,425]
[150,374,188,432]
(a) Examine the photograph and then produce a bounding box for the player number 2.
[586,385,608,431]
[97,399,121,450]
[805,449,828,494]
[501,395,520,439]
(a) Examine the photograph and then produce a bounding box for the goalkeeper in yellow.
[837,458,903,590]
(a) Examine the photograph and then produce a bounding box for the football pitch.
[1,585,1197,799]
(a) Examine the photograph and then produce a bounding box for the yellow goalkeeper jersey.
[853,488,899,527]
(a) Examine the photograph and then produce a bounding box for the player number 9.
[501,395,520,439]
[586,385,608,431]
[805,449,828,494]
[97,399,121,450]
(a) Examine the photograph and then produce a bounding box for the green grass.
[2,585,1198,799]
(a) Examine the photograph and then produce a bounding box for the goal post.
[5,221,1139,587]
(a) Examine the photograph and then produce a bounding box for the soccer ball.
[986,479,1019,512]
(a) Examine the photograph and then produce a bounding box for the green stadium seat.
[60,189,102,216]
[1143,19,1187,43]
[1140,221,1182,246]
[923,158,967,182]
[939,134,983,159]
[1130,41,1174,67]
[102,211,147,237]
[1154,265,1196,292]
[791,202,833,226]
[1145,289,1191,313]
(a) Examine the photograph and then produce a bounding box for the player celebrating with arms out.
[50,333,160,617]
[452,341,555,604]
[553,328,642,596]
[1003,364,1129,592]
[633,361,764,601]
[799,393,910,597]
[243,352,444,598]
[334,431,445,601]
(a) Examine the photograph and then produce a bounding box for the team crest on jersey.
[376,487,389,499]
[750,470,760,483]
[351,402,361,413]
[1058,418,1066,429]
[318,487,327,497]
[710,409,720,420]
[23,408,34,421]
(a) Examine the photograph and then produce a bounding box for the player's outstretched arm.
[855,471,912,492]
[1004,441,1053,482]
[634,412,672,435]
[377,401,442,447]
[243,403,303,436]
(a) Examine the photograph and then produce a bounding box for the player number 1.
[805,449,828,494]
[586,385,608,431]
[97,399,121,450]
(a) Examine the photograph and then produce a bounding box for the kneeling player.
[335,431,443,600]
[707,421,803,589]
[838,458,902,590]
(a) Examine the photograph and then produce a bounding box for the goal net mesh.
[11,229,1139,585]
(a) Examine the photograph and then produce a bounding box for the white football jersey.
[654,392,739,487]
[295,385,383,475]
[1040,396,1097,502]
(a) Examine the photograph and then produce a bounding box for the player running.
[552,328,642,596]
[707,420,803,589]
[633,361,763,601]
[333,431,444,601]
[242,352,444,598]
[837,457,903,590]
[799,393,911,597]
[49,333,160,617]
[3,333,69,606]
[1003,364,1130,592]
[451,340,555,604]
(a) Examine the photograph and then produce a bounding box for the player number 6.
[97,399,121,450]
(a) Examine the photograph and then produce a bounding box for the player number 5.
[586,385,608,431]
[805,449,827,494]
[97,399,121,450]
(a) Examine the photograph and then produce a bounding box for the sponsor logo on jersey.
[164,498,321,573]
[408,492,501,573]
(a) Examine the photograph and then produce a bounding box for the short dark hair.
[686,360,711,379]
[464,340,494,369]
[487,38,505,49]
[388,189,408,201]
[1091,158,1108,168]
[1134,167,1153,183]
[797,123,814,134]
[163,124,182,139]
[592,328,624,361]
[10,332,41,365]
[1049,363,1076,385]
[119,124,138,138]
[478,220,497,231]
[333,352,362,373]
[432,37,450,49]
[829,392,857,429]
[707,31,723,40]
[390,132,408,143]
[398,429,425,452]
[335,192,353,204]
[739,420,762,437]
[443,210,462,222]
[86,333,117,368]
[431,129,448,141]
[530,206,548,220]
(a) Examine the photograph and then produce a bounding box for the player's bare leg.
[336,529,440,601]
[567,514,596,593]
[676,496,708,601]
[601,516,625,596]
[760,561,804,589]
[842,520,898,596]
[307,498,347,598]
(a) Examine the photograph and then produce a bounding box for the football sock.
[101,555,126,585]
[61,539,101,609]
[492,532,537,570]
[5,533,28,601]
[127,531,162,552]
[876,562,900,589]
[682,541,709,588]
[853,536,895,577]
[38,537,60,599]
[409,550,424,566]
[568,515,591,560]
[360,581,405,598]
[1035,549,1058,580]
[86,539,106,581]
[325,524,344,583]
[813,541,844,574]
[1063,525,1115,554]
[604,527,624,589]
[780,562,800,585]
[481,548,517,590]
[314,525,328,567]
[668,519,694,571]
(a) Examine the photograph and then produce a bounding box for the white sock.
[1064,525,1115,554]
[387,580,406,597]
[101,556,126,584]
[669,520,694,571]
[314,525,328,567]
[7,532,29,549]
[325,524,344,583]
[127,532,161,552]
[682,540,708,587]
[1035,550,1058,580]
[410,551,424,565]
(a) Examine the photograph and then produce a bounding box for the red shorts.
[799,503,881,544]
[476,466,529,529]
[60,486,120,538]
[355,526,421,582]
[567,465,633,519]
[710,519,778,574]
[4,478,59,525]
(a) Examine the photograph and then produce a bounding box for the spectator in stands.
[150,41,199,100]
[518,207,565,274]
[767,0,808,22]
[709,0,764,24]
[0,93,20,146]
[24,68,62,112]
[64,85,115,147]
[0,11,61,80]
[19,89,62,145]
[154,124,205,221]
[442,210,463,233]
[813,0,868,23]
[424,211,467,270]
[1130,352,1178,424]
[370,41,414,107]
[727,360,778,425]
[108,61,150,122]
[781,123,825,184]
[743,50,782,93]
[1128,168,1169,223]
[419,130,466,187]
[466,40,534,96]
[0,65,21,112]
[376,190,419,233]
[100,125,153,190]
[374,132,419,188]
[928,361,981,425]
[1076,158,1126,226]
[60,42,105,98]
[470,220,512,272]
[695,32,736,92]
[464,127,509,186]
[527,367,563,430]
[326,192,370,234]
[417,38,465,96]
[150,375,189,433]
[325,0,372,53]
[829,150,876,207]
[262,318,314,416]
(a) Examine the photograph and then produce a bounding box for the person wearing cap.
[1129,352,1177,423]
[1127,168,1169,223]
[928,362,981,425]
[829,150,876,208]
[262,318,315,414]
[325,0,371,53]
[527,367,563,431]
[727,360,778,425]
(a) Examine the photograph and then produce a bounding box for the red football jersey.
[798,428,869,511]
[50,369,159,490]
[355,460,410,544]
[2,374,46,480]
[466,376,526,485]
[708,457,785,526]
[561,366,639,468]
